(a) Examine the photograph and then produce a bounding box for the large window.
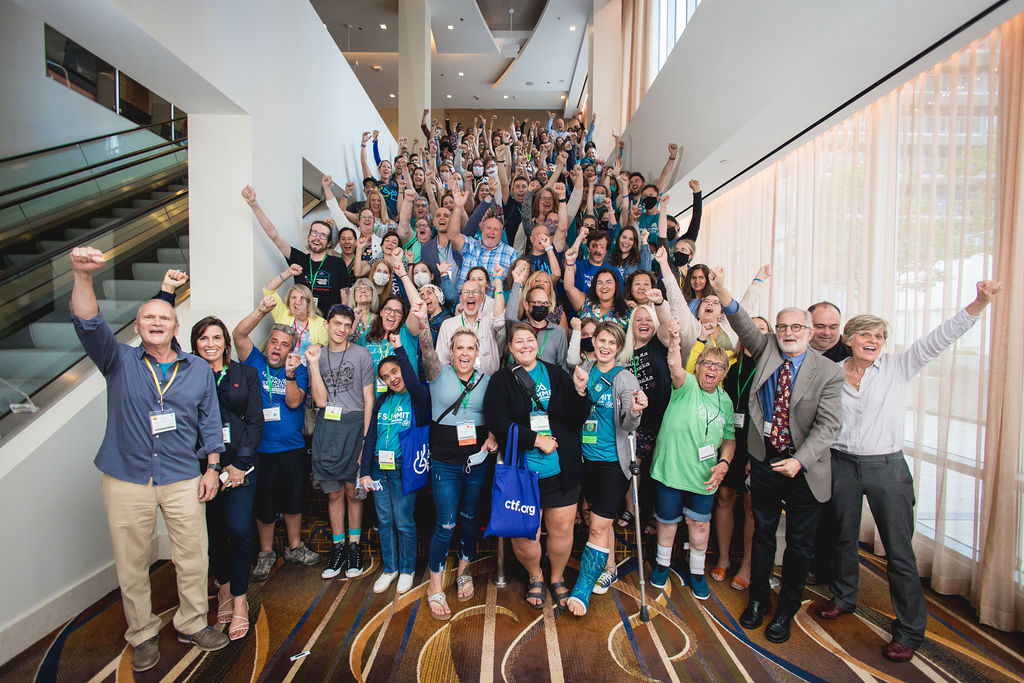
[653,0,702,77]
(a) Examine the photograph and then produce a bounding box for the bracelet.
[545,245,554,252]
[753,277,763,283]
[669,156,677,161]
[286,375,297,381]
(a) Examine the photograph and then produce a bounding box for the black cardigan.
[211,361,264,471]
[483,361,590,492]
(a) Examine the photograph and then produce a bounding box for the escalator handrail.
[0,187,188,289]
[0,117,187,165]
[0,137,188,202]
[0,144,187,213]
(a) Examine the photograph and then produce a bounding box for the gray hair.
[776,306,812,328]
[843,314,889,342]
[268,323,299,349]
[351,277,381,313]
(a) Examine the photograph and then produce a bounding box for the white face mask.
[472,166,484,178]
[413,272,431,288]
[372,272,390,286]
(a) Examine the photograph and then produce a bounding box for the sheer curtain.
[690,16,1023,631]
[621,0,655,127]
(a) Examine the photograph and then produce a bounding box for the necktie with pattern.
[770,359,792,451]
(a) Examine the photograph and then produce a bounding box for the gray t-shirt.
[318,344,374,415]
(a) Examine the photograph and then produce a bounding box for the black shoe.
[740,600,770,629]
[765,611,793,643]
[321,542,347,579]
[345,541,364,578]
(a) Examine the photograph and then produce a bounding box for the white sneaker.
[396,572,415,594]
[373,571,398,593]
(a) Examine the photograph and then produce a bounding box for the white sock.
[587,541,611,554]
[689,547,707,576]
[656,544,672,568]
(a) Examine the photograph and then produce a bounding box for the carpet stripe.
[611,587,652,679]
[358,596,398,680]
[328,582,378,680]
[280,581,350,683]
[480,582,497,683]
[256,581,332,682]
[541,601,564,683]
[644,617,683,683]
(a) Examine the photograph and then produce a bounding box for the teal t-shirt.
[524,363,560,479]
[582,366,618,462]
[359,323,419,392]
[375,391,412,462]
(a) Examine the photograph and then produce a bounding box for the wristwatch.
[207,462,223,473]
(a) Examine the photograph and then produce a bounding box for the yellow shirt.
[686,334,737,378]
[263,287,329,353]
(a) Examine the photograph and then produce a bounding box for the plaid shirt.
[456,235,519,295]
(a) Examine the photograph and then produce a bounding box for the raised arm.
[654,246,699,347]
[233,296,276,363]
[360,131,375,180]
[679,180,702,242]
[496,142,511,199]
[241,186,290,259]
[562,247,586,312]
[654,143,679,192]
[665,318,687,389]
[396,188,415,243]
[412,302,442,382]
[304,345,327,408]
[446,183,468,252]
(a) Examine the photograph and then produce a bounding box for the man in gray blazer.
[715,273,844,643]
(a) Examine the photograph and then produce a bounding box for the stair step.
[49,299,141,323]
[28,322,81,350]
[102,279,161,301]
[150,191,174,199]
[132,199,154,208]
[64,228,92,239]
[89,217,115,228]
[39,239,65,252]
[157,248,188,264]
[166,184,187,192]
[111,207,135,217]
[132,262,186,281]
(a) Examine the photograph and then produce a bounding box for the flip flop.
[455,573,474,602]
[616,510,635,528]
[709,566,728,582]
[427,592,452,621]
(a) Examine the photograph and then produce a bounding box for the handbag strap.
[437,372,484,423]
[511,364,545,413]
[506,424,521,469]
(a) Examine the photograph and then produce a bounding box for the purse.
[484,424,541,539]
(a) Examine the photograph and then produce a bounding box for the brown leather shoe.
[884,639,915,662]
[815,600,853,620]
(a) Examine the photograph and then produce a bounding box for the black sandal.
[550,581,571,608]
[525,577,546,609]
[617,510,635,528]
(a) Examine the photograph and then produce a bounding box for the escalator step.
[150,191,174,199]
[102,279,163,301]
[39,240,65,252]
[157,248,188,264]
[89,217,115,228]
[131,199,154,208]
[29,323,82,350]
[64,228,92,239]
[111,208,135,217]
[132,262,186,281]
[166,184,187,192]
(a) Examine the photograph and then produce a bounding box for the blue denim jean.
[372,464,417,573]
[428,459,492,572]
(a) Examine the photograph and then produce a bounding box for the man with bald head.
[70,247,229,672]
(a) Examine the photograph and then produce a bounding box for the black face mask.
[529,305,550,322]
[666,226,678,242]
[641,196,659,211]
[673,251,691,267]
[580,337,594,353]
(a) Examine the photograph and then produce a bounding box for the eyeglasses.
[698,360,728,371]
[309,231,331,240]
[382,307,404,315]
[776,323,809,333]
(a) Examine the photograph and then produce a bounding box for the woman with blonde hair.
[262,265,327,359]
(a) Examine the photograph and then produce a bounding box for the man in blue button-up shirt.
[70,247,228,672]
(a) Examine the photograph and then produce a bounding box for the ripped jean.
[427,459,492,572]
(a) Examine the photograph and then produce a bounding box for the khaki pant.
[101,474,209,645]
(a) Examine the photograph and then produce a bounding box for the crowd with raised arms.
[69,108,1001,671]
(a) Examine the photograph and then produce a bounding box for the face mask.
[642,196,659,211]
[593,193,605,205]
[529,305,550,322]
[372,272,390,286]
[413,272,431,288]
[457,179,464,189]
[580,337,594,353]
[594,163,602,174]
[472,166,484,178]
[673,251,691,267]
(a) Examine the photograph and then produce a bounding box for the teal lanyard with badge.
[583,367,612,444]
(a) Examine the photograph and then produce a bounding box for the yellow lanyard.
[143,356,180,410]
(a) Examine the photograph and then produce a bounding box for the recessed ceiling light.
[458,71,464,77]
[560,95,567,99]
[503,95,509,99]
[389,93,395,98]
[372,65,382,71]
[379,23,387,30]
[447,24,454,30]
[446,94,452,99]
[569,25,576,31]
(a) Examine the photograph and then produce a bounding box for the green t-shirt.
[523,364,560,479]
[651,372,735,494]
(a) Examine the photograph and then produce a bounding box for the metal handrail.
[0,187,188,289]
[0,117,187,165]
[0,145,186,213]
[0,137,187,201]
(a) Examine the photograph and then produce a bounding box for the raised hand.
[564,248,578,267]
[258,295,276,314]
[639,229,650,244]
[345,181,356,195]
[240,185,257,205]
[646,287,664,306]
[361,131,372,144]
[666,318,681,341]
[655,246,669,264]
[710,265,724,283]
[975,280,1003,305]
[404,188,417,202]
[689,179,701,193]
[389,332,402,348]
[304,344,321,365]
[570,317,582,332]
[573,365,588,395]
[668,143,679,157]
[322,175,333,190]
[756,264,773,280]
[69,246,105,273]
[410,300,428,323]
[162,268,188,290]
[373,130,380,140]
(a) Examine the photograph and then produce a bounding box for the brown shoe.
[884,639,915,662]
[816,600,853,620]
[131,636,160,672]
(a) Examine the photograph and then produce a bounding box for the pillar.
[398,0,431,143]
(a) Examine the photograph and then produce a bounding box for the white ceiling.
[311,0,590,110]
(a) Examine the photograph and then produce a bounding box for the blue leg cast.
[567,543,610,616]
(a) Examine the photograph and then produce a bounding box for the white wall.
[0,0,393,665]
[622,0,1024,217]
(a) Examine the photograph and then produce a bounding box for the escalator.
[0,118,190,434]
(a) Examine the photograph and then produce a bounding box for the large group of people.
[71,109,1001,672]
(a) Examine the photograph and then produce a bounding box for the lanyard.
[698,386,722,439]
[143,356,180,410]
[325,346,349,388]
[377,339,393,360]
[264,362,284,400]
[216,366,227,387]
[439,242,452,262]
[293,318,310,342]
[461,314,481,333]
[308,255,326,289]
[456,371,477,414]
[587,366,613,405]
[383,393,405,442]
[537,328,551,357]
[734,355,754,410]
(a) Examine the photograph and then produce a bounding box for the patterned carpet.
[3,531,1023,683]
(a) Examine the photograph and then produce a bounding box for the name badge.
[530,413,551,435]
[582,419,598,444]
[376,378,387,394]
[698,444,716,461]
[312,295,319,307]
[150,410,177,434]
[457,421,476,446]
[379,450,396,470]
[324,405,342,421]
[264,406,281,422]
[733,413,746,428]
[762,420,773,437]
[222,425,231,443]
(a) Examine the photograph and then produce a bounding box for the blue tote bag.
[484,424,541,539]
[399,423,431,496]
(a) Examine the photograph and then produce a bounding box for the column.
[398,0,431,143]
[590,0,623,156]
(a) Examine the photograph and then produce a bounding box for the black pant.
[206,469,258,596]
[809,502,836,582]
[749,453,823,616]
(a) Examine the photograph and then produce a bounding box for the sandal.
[456,573,474,602]
[427,592,452,621]
[616,510,635,528]
[525,576,546,609]
[643,519,657,536]
[228,614,249,641]
[709,566,728,582]
[549,581,571,609]
[730,575,750,591]
[216,590,233,624]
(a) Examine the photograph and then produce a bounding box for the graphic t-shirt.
[523,364,560,478]
[243,347,309,453]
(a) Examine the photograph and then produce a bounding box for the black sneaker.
[345,541,364,577]
[321,542,347,579]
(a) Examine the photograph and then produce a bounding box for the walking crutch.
[627,431,651,622]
